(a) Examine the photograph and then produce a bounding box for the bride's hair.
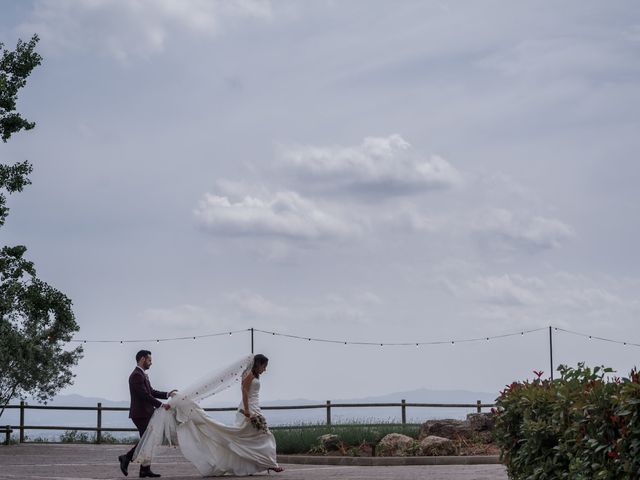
[251,354,269,378]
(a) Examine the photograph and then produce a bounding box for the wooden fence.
[1,400,494,444]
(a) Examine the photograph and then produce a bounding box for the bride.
[134,354,284,476]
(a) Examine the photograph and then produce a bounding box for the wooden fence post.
[96,403,102,444]
[19,401,25,443]
[476,400,481,413]
[4,425,12,445]
[401,399,406,424]
[326,400,331,425]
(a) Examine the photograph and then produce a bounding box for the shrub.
[59,430,91,443]
[493,363,640,480]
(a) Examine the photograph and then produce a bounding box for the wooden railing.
[1,399,495,444]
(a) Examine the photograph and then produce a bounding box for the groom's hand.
[169,389,178,397]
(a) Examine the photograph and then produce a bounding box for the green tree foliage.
[0,35,41,141]
[0,35,82,418]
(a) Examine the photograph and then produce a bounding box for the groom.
[118,350,176,478]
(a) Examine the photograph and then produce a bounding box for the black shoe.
[118,455,130,476]
[139,467,161,478]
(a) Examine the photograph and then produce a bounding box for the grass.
[0,431,140,445]
[271,421,420,455]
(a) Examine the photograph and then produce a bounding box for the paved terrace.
[0,444,508,480]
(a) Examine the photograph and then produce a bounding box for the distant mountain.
[1,387,498,441]
[332,387,498,404]
[31,393,129,407]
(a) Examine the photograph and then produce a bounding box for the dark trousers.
[125,417,151,462]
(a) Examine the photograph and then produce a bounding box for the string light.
[71,328,251,344]
[554,327,640,347]
[69,326,640,349]
[252,327,548,347]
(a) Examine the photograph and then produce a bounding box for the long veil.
[133,354,255,464]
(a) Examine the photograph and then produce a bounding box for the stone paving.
[0,444,508,480]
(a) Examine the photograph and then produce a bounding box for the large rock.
[418,419,468,440]
[420,435,457,456]
[317,434,341,451]
[419,413,496,442]
[466,413,495,431]
[376,433,420,457]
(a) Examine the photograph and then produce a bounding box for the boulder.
[418,419,468,440]
[466,413,495,431]
[376,433,420,457]
[317,434,341,451]
[420,435,457,456]
[419,413,496,441]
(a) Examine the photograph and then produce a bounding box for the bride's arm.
[241,373,253,418]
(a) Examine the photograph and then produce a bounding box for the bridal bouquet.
[250,414,269,434]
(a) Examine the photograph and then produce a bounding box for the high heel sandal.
[267,466,285,474]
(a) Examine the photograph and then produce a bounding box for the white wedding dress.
[134,356,280,476]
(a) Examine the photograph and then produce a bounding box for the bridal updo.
[251,354,269,378]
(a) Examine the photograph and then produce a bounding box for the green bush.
[57,430,138,444]
[59,430,92,443]
[493,363,640,480]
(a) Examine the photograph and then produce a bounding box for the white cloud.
[438,264,640,333]
[308,294,374,327]
[378,205,440,233]
[223,290,288,318]
[194,189,361,241]
[20,0,272,60]
[469,274,542,306]
[478,35,640,81]
[140,289,382,337]
[139,304,209,330]
[474,208,574,253]
[279,134,462,195]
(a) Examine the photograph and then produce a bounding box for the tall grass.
[272,421,420,454]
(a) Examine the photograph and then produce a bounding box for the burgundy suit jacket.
[128,367,168,419]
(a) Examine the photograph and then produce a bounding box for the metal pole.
[549,326,554,381]
[326,400,331,425]
[251,328,254,354]
[477,400,482,413]
[401,399,406,424]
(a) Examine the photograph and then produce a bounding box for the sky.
[1,0,639,406]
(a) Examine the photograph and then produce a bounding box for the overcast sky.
[1,0,639,405]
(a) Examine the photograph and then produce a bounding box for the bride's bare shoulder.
[241,371,255,387]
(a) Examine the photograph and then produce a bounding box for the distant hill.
[1,387,498,441]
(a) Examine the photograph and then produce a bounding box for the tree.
[0,35,83,418]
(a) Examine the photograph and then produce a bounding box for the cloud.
[139,304,209,330]
[140,288,382,336]
[223,290,288,318]
[307,294,375,327]
[194,189,361,241]
[279,134,461,196]
[377,205,443,234]
[19,0,272,60]
[469,274,542,306]
[474,208,574,253]
[224,289,384,328]
[438,264,640,333]
[478,35,640,81]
